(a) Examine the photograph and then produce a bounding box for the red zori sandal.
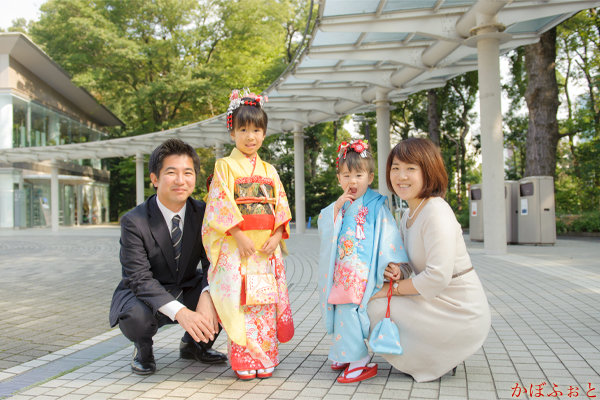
[337,363,378,383]
[257,368,274,379]
[234,370,257,380]
[331,362,350,371]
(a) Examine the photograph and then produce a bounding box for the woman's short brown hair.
[386,137,448,198]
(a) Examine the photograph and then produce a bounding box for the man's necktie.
[171,215,182,268]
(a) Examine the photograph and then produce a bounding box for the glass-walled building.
[0,33,123,229]
[12,96,108,148]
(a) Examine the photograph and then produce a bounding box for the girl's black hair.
[231,98,268,132]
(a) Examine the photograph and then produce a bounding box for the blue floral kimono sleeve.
[318,203,341,335]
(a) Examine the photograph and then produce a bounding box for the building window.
[12,95,107,148]
[12,96,29,147]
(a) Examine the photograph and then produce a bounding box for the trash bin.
[469,184,483,241]
[470,181,520,243]
[505,181,519,244]
[517,176,556,245]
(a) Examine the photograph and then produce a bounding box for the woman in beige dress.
[368,138,491,383]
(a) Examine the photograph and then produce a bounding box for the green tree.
[503,114,528,181]
[29,0,309,219]
[388,72,479,212]
[3,18,32,33]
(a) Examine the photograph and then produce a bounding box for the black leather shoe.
[179,339,227,364]
[131,346,156,375]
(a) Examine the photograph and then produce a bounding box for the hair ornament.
[226,88,268,130]
[336,139,369,167]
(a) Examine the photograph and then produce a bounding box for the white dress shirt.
[154,197,210,321]
[156,196,187,321]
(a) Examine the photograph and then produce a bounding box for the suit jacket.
[109,194,210,327]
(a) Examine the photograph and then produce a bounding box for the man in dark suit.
[109,138,226,375]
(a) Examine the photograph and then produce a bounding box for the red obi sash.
[226,214,275,234]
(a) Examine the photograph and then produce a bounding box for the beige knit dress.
[367,197,491,382]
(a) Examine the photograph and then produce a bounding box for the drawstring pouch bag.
[240,255,279,305]
[369,283,403,355]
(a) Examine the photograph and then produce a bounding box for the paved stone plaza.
[0,226,599,399]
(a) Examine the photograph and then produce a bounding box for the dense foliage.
[23,0,309,219]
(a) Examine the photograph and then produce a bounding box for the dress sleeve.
[411,202,458,301]
[396,212,412,280]
[270,165,292,240]
[201,159,244,266]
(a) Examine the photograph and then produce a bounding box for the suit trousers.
[117,279,219,360]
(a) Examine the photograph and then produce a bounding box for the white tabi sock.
[237,370,256,376]
[346,355,371,379]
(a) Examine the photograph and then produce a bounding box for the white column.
[0,171,14,228]
[76,184,82,226]
[0,57,14,228]
[470,25,509,255]
[215,142,225,159]
[135,152,145,205]
[293,127,306,234]
[50,159,59,232]
[374,91,394,207]
[104,186,110,223]
[0,55,11,150]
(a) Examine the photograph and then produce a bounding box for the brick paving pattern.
[1,226,599,399]
[0,227,121,373]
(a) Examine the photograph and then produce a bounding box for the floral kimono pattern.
[318,188,408,363]
[202,148,293,371]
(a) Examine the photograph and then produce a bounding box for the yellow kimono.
[202,148,294,370]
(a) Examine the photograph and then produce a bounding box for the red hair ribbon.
[335,139,369,167]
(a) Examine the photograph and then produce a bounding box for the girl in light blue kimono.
[318,140,408,383]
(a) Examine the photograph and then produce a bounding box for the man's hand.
[175,291,218,343]
[384,263,402,281]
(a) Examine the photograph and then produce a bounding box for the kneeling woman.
[368,138,491,383]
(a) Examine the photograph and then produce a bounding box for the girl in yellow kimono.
[202,89,294,380]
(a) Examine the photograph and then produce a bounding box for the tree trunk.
[524,28,560,178]
[333,120,338,142]
[427,89,440,147]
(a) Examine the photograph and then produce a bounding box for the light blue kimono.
[318,188,408,362]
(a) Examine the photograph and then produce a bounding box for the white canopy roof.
[1,0,598,163]
[0,115,229,163]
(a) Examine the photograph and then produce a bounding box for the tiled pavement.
[0,226,599,399]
